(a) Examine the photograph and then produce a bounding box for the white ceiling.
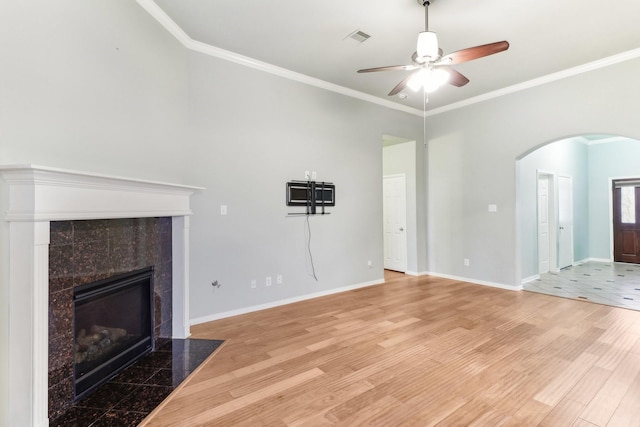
[152,0,640,112]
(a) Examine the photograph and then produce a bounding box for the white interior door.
[383,174,407,272]
[538,175,550,273]
[558,175,574,269]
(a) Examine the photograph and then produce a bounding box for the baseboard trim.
[583,257,613,263]
[425,271,522,291]
[190,278,385,325]
[521,274,540,285]
[404,270,429,277]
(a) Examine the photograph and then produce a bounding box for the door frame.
[537,170,558,273]
[557,174,574,269]
[610,176,640,262]
[382,137,418,275]
[536,170,574,272]
[383,173,408,272]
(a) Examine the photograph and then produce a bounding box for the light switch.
[488,204,497,213]
[220,205,227,215]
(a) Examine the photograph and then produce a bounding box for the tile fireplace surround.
[0,165,203,427]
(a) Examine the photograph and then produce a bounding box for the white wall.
[383,141,418,273]
[185,52,424,321]
[0,2,190,181]
[0,177,7,424]
[425,57,640,288]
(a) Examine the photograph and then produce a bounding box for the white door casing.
[558,175,574,269]
[538,175,551,274]
[383,174,407,272]
[537,171,559,274]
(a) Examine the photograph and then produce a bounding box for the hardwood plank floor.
[141,274,640,426]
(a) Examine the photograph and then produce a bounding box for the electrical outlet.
[464,259,470,267]
[311,171,317,180]
[220,205,228,215]
[251,279,256,289]
[266,276,272,287]
[276,274,283,284]
[367,260,372,268]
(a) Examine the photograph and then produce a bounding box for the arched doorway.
[516,134,640,310]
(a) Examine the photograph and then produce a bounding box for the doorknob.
[399,227,404,231]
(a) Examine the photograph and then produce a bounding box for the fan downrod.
[417,0,434,33]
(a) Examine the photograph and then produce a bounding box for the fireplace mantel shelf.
[0,164,203,427]
[0,164,204,221]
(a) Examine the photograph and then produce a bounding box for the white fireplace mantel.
[0,165,204,427]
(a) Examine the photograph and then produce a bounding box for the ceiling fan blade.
[439,41,509,65]
[358,64,418,73]
[441,67,469,87]
[388,72,418,96]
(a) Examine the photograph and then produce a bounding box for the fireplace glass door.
[73,267,154,399]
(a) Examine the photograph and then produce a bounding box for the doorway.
[383,174,407,272]
[536,171,573,273]
[519,135,640,300]
[537,173,554,273]
[382,136,417,275]
[557,175,574,269]
[613,178,640,263]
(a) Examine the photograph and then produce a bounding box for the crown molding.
[138,0,640,120]
[136,0,424,117]
[425,48,640,117]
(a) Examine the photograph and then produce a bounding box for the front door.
[613,179,640,263]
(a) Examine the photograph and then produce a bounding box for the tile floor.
[524,261,640,311]
[50,338,223,427]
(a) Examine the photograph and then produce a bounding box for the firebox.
[73,266,154,399]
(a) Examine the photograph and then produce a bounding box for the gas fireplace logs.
[74,325,128,364]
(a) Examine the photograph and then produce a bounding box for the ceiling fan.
[358,0,509,97]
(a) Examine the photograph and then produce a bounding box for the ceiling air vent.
[346,30,371,43]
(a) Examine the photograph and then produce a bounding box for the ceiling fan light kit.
[407,68,449,93]
[357,0,509,100]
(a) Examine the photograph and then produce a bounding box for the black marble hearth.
[50,338,224,427]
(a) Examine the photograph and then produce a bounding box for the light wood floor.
[142,274,640,426]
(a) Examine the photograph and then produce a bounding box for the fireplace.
[73,267,154,399]
[0,165,203,427]
[48,217,174,419]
